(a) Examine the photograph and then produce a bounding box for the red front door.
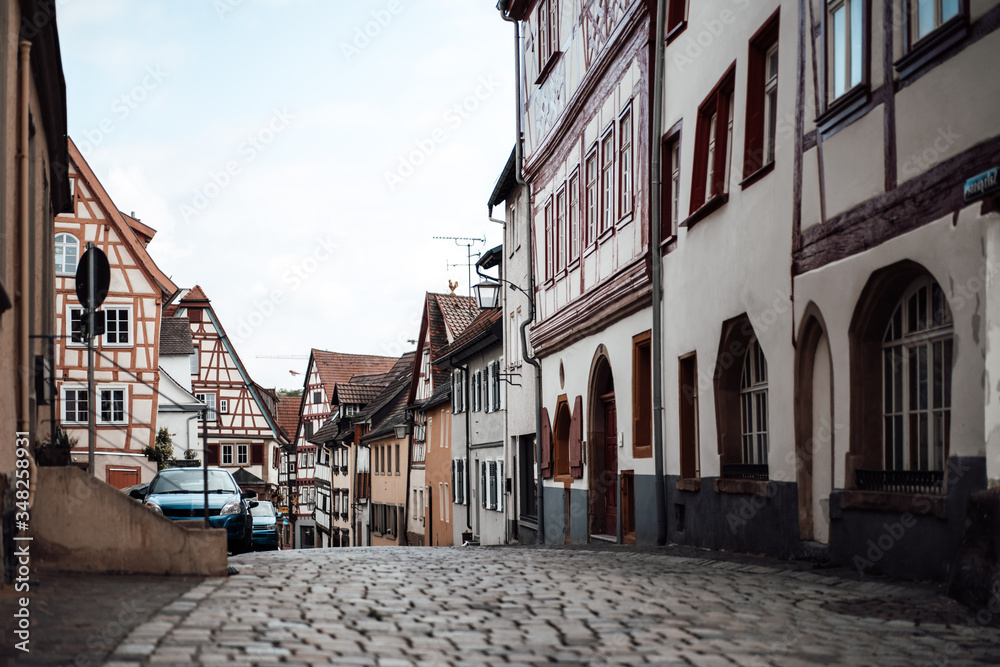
[604,400,618,536]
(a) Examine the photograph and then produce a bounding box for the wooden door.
[603,400,618,535]
[106,467,139,489]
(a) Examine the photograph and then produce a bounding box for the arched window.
[55,233,79,275]
[881,277,952,471]
[740,337,769,465]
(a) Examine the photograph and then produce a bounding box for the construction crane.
[256,355,308,360]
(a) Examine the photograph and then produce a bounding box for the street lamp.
[473,280,501,310]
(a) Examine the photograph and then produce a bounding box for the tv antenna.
[433,236,485,298]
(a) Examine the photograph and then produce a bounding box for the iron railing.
[855,469,944,494]
[721,463,770,481]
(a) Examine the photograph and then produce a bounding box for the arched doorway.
[795,308,834,543]
[588,355,617,538]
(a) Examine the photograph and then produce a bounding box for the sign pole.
[86,242,96,476]
[203,408,209,529]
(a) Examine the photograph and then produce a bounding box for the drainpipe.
[17,41,31,436]
[650,0,668,545]
[465,360,472,537]
[498,1,543,545]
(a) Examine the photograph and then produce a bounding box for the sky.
[58,0,513,391]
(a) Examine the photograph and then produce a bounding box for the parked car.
[130,467,257,554]
[120,483,147,501]
[250,500,280,550]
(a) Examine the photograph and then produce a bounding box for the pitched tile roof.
[311,350,399,398]
[435,308,503,364]
[274,395,302,442]
[336,382,385,406]
[159,316,193,355]
[356,353,415,423]
[432,293,479,340]
[181,285,210,304]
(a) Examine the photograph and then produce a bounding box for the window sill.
[815,84,871,139]
[665,21,687,45]
[740,161,775,190]
[838,489,946,518]
[675,478,701,492]
[895,16,968,82]
[616,211,634,229]
[681,193,728,230]
[714,478,772,496]
[534,51,563,86]
[660,235,678,256]
[597,226,615,244]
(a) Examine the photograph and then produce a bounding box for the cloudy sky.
[58,0,512,391]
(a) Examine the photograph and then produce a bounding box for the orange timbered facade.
[54,139,177,485]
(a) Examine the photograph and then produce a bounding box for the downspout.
[17,41,31,435]
[650,0,668,545]
[498,1,543,545]
[465,361,472,536]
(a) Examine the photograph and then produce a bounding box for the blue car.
[250,500,280,550]
[133,467,257,554]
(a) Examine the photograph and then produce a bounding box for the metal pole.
[202,408,209,529]
[86,242,96,476]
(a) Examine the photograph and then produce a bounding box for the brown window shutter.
[569,395,583,478]
[743,47,765,178]
[541,407,553,478]
[690,110,710,213]
[206,443,219,466]
[251,443,264,466]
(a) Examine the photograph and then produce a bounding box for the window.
[555,188,566,272]
[484,365,491,414]
[619,109,632,217]
[518,435,537,519]
[536,0,559,74]
[219,399,229,414]
[690,68,735,214]
[826,0,866,103]
[222,445,234,465]
[472,371,482,412]
[63,387,88,423]
[312,390,322,404]
[55,233,79,275]
[395,443,400,475]
[196,393,217,421]
[568,173,580,262]
[882,278,952,471]
[190,346,199,375]
[600,132,614,233]
[98,389,126,424]
[544,199,553,280]
[633,332,652,458]
[585,153,598,245]
[492,361,502,412]
[303,421,313,439]
[103,308,131,345]
[744,12,780,179]
[740,338,769,465]
[667,0,687,38]
[453,369,465,413]
[237,444,249,465]
[908,0,962,46]
[661,131,682,241]
[69,308,84,345]
[679,354,699,479]
[421,349,431,383]
[453,459,467,504]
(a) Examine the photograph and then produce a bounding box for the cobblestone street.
[81,546,999,666]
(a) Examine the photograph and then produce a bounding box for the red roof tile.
[311,350,399,398]
[274,395,302,442]
[181,285,210,304]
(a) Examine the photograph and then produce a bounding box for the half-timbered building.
[175,286,286,499]
[498,0,656,545]
[54,139,177,487]
[292,350,398,548]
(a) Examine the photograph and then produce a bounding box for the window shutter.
[497,460,505,512]
[569,395,583,478]
[464,460,470,505]
[481,461,487,509]
[489,461,498,510]
[206,443,220,466]
[690,111,711,212]
[541,407,553,478]
[451,460,457,502]
[743,44,765,178]
[251,443,264,466]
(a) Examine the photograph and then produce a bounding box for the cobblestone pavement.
[85,546,999,667]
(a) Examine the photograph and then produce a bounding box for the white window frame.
[739,338,769,465]
[190,345,200,375]
[61,385,89,424]
[102,305,133,347]
[97,385,128,424]
[222,444,234,465]
[195,392,217,421]
[237,443,249,465]
[219,399,229,414]
[55,232,80,276]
